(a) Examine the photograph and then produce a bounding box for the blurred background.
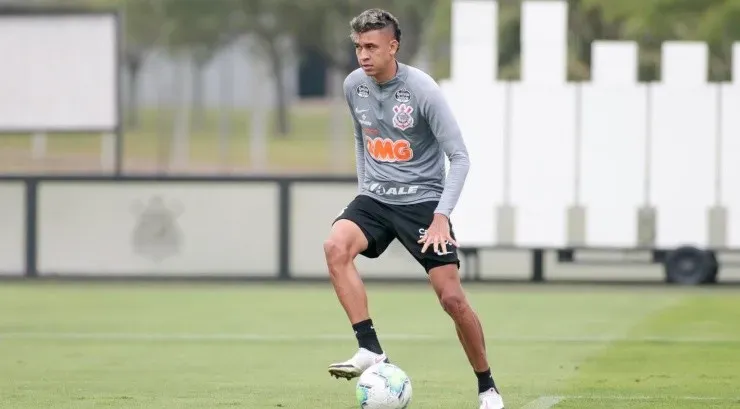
[2,3,740,407]
[3,0,740,284]
[3,0,738,175]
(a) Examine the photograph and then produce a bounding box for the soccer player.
[323,8,505,409]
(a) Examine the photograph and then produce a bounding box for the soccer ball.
[355,362,413,408]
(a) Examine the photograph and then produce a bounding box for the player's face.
[353,28,398,80]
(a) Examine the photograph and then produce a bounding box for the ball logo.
[356,84,370,98]
[394,88,411,102]
[366,137,413,162]
[392,104,414,131]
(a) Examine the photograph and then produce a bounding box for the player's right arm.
[344,77,366,194]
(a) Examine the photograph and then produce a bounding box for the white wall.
[444,0,740,249]
[36,182,279,276]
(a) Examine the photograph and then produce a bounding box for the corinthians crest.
[392,103,414,131]
[131,196,183,262]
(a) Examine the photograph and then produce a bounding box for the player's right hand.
[418,213,458,255]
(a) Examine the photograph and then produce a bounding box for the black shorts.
[333,195,460,273]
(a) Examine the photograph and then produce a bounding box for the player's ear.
[389,39,399,56]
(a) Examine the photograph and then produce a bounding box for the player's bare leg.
[429,264,504,408]
[324,220,370,323]
[429,264,489,370]
[324,219,388,380]
[454,315,486,366]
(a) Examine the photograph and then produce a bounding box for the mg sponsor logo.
[366,137,413,162]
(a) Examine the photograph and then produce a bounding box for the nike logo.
[355,108,369,113]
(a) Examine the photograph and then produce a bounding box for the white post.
[249,60,269,172]
[171,52,192,170]
[31,132,47,161]
[100,132,115,171]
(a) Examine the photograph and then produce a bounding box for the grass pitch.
[1,282,739,408]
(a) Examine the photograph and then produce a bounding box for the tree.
[206,1,440,137]
[290,1,437,76]
[225,0,302,137]
[425,0,627,82]
[424,0,740,83]
[97,0,172,129]
[582,0,740,81]
[162,0,234,130]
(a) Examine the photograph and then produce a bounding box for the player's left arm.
[417,80,470,254]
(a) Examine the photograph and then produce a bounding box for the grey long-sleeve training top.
[343,62,470,218]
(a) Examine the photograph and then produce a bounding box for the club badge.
[392,104,414,131]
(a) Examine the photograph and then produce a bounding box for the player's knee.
[323,238,352,269]
[439,290,467,317]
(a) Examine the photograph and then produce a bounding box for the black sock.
[352,319,383,355]
[475,368,497,394]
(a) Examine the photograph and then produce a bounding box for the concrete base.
[567,205,586,246]
[708,206,727,248]
[496,205,516,245]
[637,207,657,247]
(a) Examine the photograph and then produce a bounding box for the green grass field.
[0,103,357,174]
[1,282,739,408]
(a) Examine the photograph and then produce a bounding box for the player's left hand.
[418,213,458,254]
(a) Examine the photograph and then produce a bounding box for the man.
[323,8,505,409]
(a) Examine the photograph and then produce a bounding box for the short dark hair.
[350,8,401,44]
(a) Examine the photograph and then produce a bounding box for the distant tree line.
[429,0,740,82]
[8,0,740,136]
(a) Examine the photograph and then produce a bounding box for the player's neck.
[372,60,399,84]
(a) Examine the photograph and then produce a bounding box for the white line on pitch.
[0,332,437,341]
[520,394,740,408]
[561,395,739,401]
[521,396,563,409]
[1,332,740,344]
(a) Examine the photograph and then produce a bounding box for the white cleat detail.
[328,348,388,380]
[479,388,505,409]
